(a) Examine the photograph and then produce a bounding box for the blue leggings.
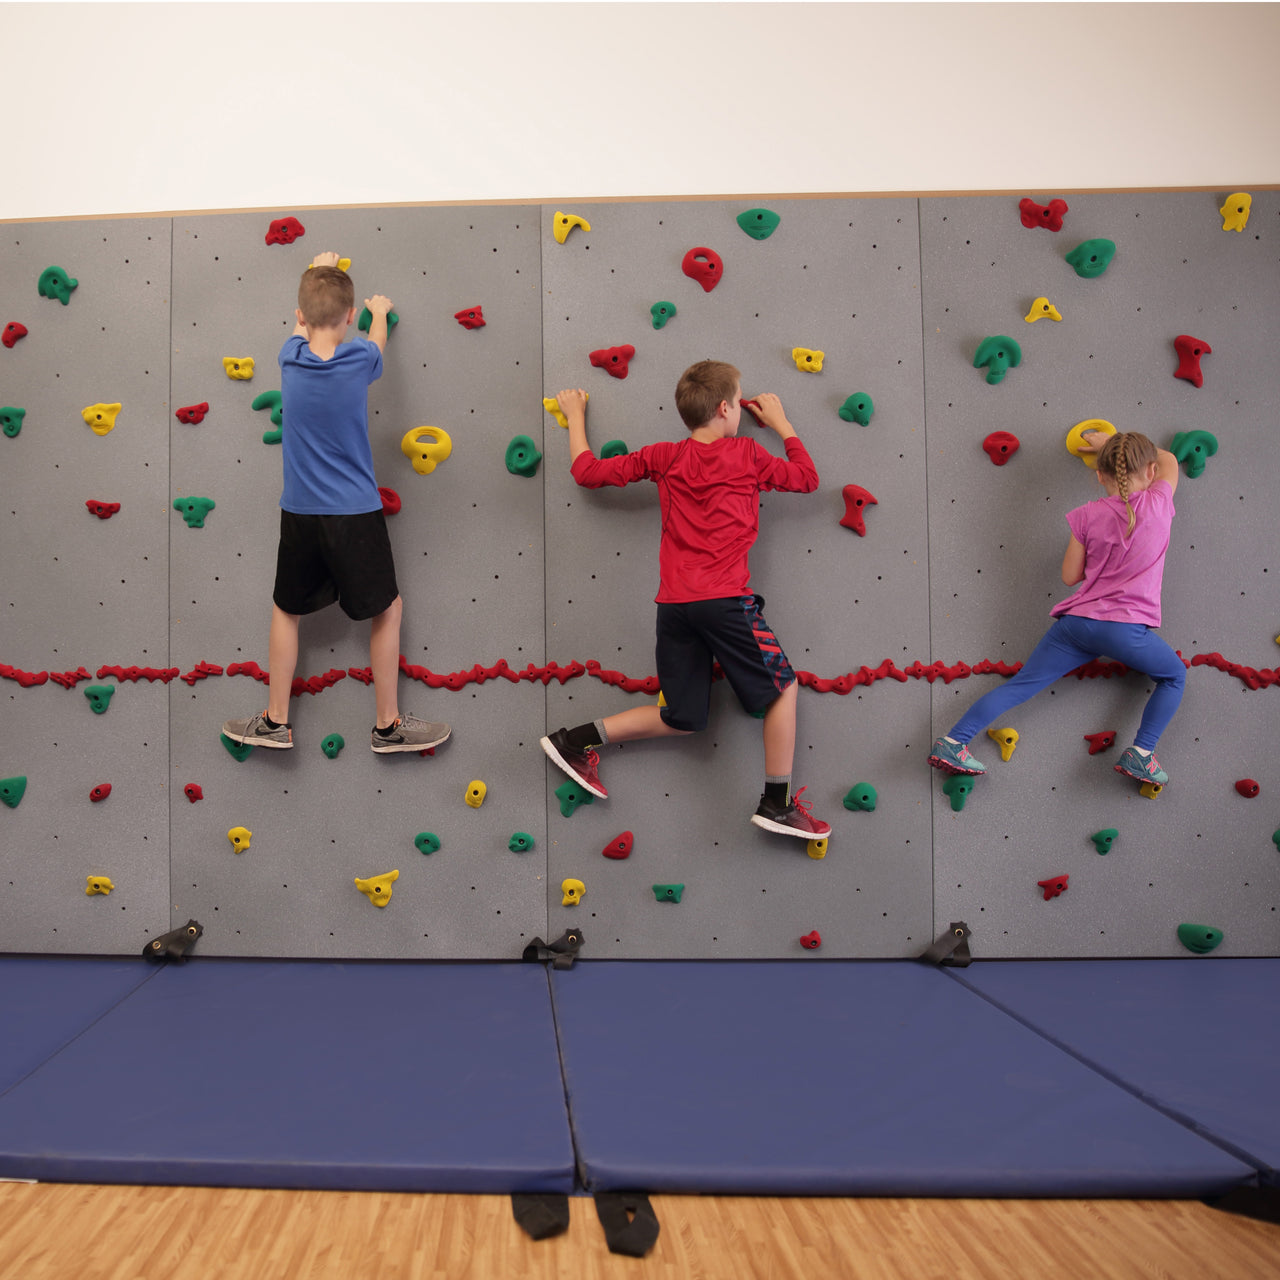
[948,615,1186,751]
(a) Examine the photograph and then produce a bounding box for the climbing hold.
[1038,874,1069,901]
[222,357,254,380]
[81,403,121,437]
[791,347,824,373]
[842,783,877,812]
[1024,296,1062,323]
[982,431,1020,465]
[800,930,822,949]
[973,336,1021,385]
[837,394,873,426]
[555,779,593,818]
[227,826,252,853]
[0,776,27,808]
[600,439,629,460]
[589,344,635,379]
[400,425,453,475]
[37,266,77,305]
[942,774,975,812]
[251,390,283,445]
[552,212,591,244]
[986,727,1019,762]
[505,435,543,478]
[602,832,634,860]
[509,832,535,853]
[143,920,203,962]
[806,838,828,861]
[652,884,684,903]
[464,780,488,809]
[355,870,399,907]
[83,685,115,714]
[183,783,203,803]
[1172,334,1211,389]
[542,397,568,428]
[650,302,676,330]
[85,500,121,519]
[1,407,26,438]
[838,484,877,537]
[378,487,401,515]
[1272,828,1280,852]
[1019,197,1069,232]
[1234,779,1260,799]
[304,256,349,272]
[1169,429,1218,478]
[454,305,485,330]
[561,878,585,907]
[1140,781,1163,800]
[681,247,723,293]
[1084,730,1116,755]
[320,733,345,759]
[173,496,216,528]
[264,216,306,245]
[358,307,399,337]
[3,321,28,348]
[415,832,441,855]
[1219,193,1251,232]
[1090,828,1118,855]
[220,732,254,762]
[1065,418,1116,469]
[1177,923,1223,954]
[737,208,781,240]
[89,783,112,803]
[86,876,114,896]
[175,403,209,425]
[1065,238,1116,278]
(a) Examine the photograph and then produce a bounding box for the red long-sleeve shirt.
[570,434,819,603]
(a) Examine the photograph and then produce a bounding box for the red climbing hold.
[1038,874,1069,901]
[1173,334,1211,388]
[265,216,306,246]
[602,832,634,860]
[982,431,1020,466]
[50,667,91,690]
[180,660,224,686]
[2,322,27,349]
[227,661,269,683]
[589,344,636,380]
[839,484,878,537]
[85,500,120,520]
[0,665,48,687]
[348,667,375,685]
[175,403,209,425]
[681,247,723,293]
[379,487,401,516]
[183,783,203,803]
[1018,197,1069,232]
[1084,730,1116,755]
[454,306,486,330]
[89,783,112,803]
[1235,779,1260,798]
[800,931,822,950]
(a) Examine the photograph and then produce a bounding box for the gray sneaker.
[372,712,452,754]
[222,711,293,749]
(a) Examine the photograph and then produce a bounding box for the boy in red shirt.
[541,361,830,840]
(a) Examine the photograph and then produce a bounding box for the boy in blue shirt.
[222,253,449,754]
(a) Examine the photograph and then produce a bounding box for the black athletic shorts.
[273,510,400,621]
[655,594,796,732]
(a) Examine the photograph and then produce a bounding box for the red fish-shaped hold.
[1038,874,1069,901]
[839,484,878,537]
[2,321,28,348]
[1083,730,1116,755]
[89,783,112,803]
[85,500,121,519]
[454,305,485,330]
[1173,334,1211,388]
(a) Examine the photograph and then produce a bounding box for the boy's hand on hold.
[365,294,393,317]
[311,252,341,269]
[556,388,589,422]
[745,392,796,439]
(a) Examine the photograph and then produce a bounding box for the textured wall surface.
[1,192,1276,960]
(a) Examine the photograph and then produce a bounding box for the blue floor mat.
[0,959,575,1193]
[551,960,1255,1197]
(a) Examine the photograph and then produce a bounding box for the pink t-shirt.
[1051,479,1175,626]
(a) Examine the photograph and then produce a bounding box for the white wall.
[4,1,1278,220]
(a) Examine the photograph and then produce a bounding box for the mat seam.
[545,965,590,1194]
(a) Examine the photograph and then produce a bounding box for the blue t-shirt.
[278,334,383,515]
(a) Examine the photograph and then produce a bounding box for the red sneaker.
[540,728,608,799]
[750,785,832,839]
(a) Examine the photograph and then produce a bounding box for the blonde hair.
[1097,431,1158,536]
[675,360,740,429]
[298,266,354,329]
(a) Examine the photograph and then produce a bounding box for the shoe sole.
[750,813,832,840]
[1114,762,1168,785]
[372,728,452,754]
[928,755,984,776]
[222,731,292,749]
[539,736,608,799]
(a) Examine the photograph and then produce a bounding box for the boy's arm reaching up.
[743,391,818,493]
[363,295,392,355]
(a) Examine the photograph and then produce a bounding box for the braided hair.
[1097,432,1158,536]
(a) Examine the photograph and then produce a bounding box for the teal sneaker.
[929,736,986,775]
[1115,747,1168,785]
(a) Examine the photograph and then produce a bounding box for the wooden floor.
[1,1183,1277,1279]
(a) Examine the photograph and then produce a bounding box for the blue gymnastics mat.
[0,959,575,1193]
[551,961,1255,1197]
[950,959,1280,1180]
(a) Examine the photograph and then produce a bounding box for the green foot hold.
[358,307,399,336]
[736,208,781,240]
[321,733,345,759]
[650,301,677,330]
[220,732,254,762]
[505,434,543,478]
[555,779,593,817]
[415,831,441,855]
[1170,429,1219,478]
[1090,827,1118,854]
[1272,828,1280,853]
[174,496,216,528]
[652,883,684,903]
[508,832,535,853]
[843,783,878,812]
[0,776,27,808]
[942,774,975,812]
[38,265,78,305]
[837,394,874,426]
[1177,923,1223,954]
[600,439,629,459]
[252,390,284,444]
[83,685,115,714]
[1,407,26,439]
[1065,238,1116,279]
[973,336,1022,385]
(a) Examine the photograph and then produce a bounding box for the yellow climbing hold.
[791,347,825,373]
[307,258,352,271]
[807,838,828,860]
[1025,296,1062,323]
[1066,418,1117,470]
[400,425,453,475]
[1140,781,1164,800]
[656,690,667,708]
[222,356,255,380]
[86,876,114,896]
[552,212,591,244]
[561,878,585,906]
[987,727,1020,762]
[464,779,487,809]
[355,869,399,906]
[542,393,588,429]
[227,826,252,853]
[81,403,121,436]
[1219,193,1251,233]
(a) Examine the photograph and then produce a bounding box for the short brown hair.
[298,266,354,328]
[675,360,741,429]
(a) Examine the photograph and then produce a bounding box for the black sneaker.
[539,728,608,799]
[750,785,832,839]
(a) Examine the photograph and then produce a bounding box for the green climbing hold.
[38,265,78,305]
[1090,828,1118,855]
[83,685,115,715]
[220,732,254,762]
[1065,238,1116,279]
[650,301,677,330]
[508,832,535,853]
[0,776,28,809]
[555,779,593,817]
[1169,429,1219,479]
[1,407,26,439]
[837,394,874,427]
[942,774,975,812]
[653,883,684,903]
[736,208,781,241]
[1272,828,1280,853]
[252,390,283,444]
[358,307,399,336]
[843,783,878,812]
[321,733,345,759]
[1177,923,1223,954]
[415,831,441,855]
[505,434,543,478]
[973,336,1022,385]
[174,496,216,528]
[600,439,629,459]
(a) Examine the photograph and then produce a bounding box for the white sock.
[1132,746,1151,757]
